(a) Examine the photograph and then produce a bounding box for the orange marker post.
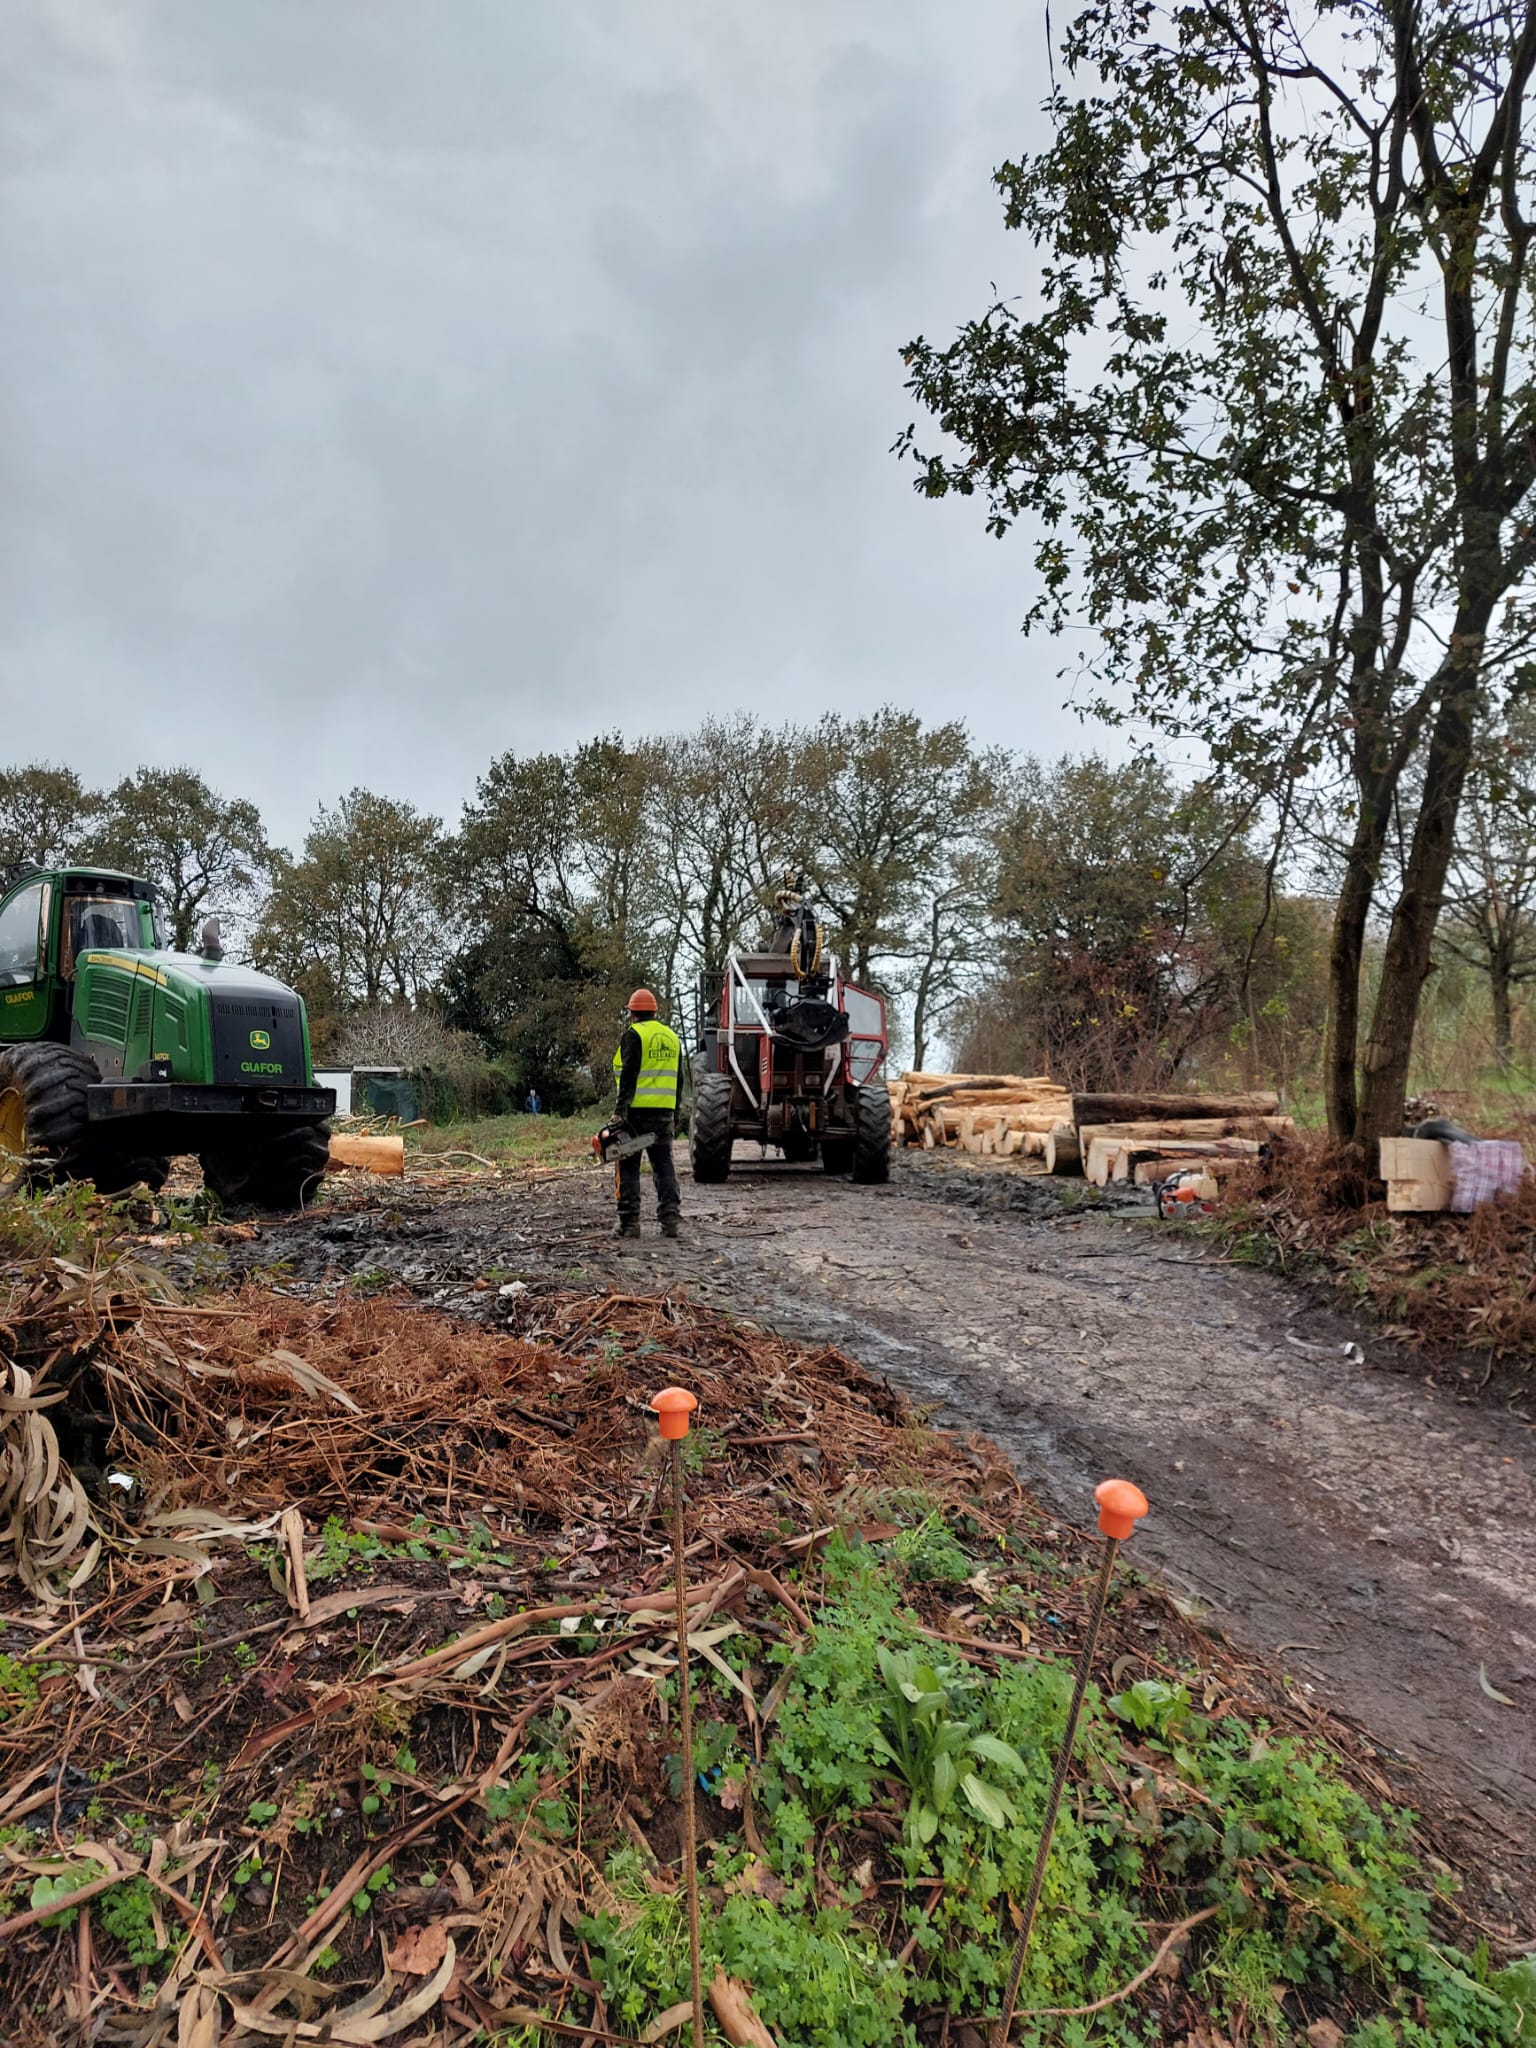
[651,1387,704,2048]
[990,1478,1149,2047]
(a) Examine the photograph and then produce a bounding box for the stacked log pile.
[889,1072,1074,1157]
[892,1073,1293,1184]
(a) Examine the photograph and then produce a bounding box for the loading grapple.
[688,874,890,1184]
[0,862,334,1208]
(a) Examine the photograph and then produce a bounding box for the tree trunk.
[1358,639,1486,1158]
[1324,785,1390,1145]
[1491,954,1514,1067]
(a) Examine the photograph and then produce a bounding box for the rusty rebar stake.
[669,1434,706,2048]
[991,1479,1148,2047]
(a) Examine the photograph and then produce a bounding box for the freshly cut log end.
[1044,1124,1082,1175]
[327,1133,406,1177]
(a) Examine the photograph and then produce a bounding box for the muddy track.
[230,1153,1536,1930]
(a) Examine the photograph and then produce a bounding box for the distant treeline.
[3,711,1529,1108]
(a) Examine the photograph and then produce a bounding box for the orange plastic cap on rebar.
[1094,1479,1149,1541]
[651,1387,698,1440]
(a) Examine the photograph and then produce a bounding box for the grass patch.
[406,1110,594,1170]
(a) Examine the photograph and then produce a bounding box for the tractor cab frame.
[689,943,890,1182]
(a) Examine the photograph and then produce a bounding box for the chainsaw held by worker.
[592,1122,657,1165]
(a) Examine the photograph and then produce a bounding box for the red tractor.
[688,876,890,1183]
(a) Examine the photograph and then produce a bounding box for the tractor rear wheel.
[201,1121,331,1212]
[851,1082,891,1184]
[688,1074,733,1184]
[0,1044,169,1198]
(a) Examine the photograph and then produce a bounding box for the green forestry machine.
[0,861,334,1207]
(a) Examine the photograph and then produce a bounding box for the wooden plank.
[1380,1137,1453,1213]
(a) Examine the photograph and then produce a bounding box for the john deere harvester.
[0,861,334,1207]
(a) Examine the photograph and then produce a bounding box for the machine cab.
[0,866,161,1045]
[698,952,887,1098]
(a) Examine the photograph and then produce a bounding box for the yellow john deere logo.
[249,1029,272,1051]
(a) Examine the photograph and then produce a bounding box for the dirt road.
[243,1151,1536,1920]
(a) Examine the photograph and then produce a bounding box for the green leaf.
[960,1774,1015,1830]
[1494,1957,1536,2040]
[932,1750,959,1811]
[968,1733,1028,1776]
[913,1802,939,1845]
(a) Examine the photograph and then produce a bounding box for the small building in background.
[315,1070,352,1118]
[314,1066,419,1122]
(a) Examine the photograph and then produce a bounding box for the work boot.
[660,1215,680,1240]
[617,1220,641,1240]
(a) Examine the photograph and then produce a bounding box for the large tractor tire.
[201,1120,331,1213]
[0,1043,169,1198]
[688,1074,734,1184]
[850,1082,891,1185]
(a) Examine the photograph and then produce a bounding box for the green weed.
[99,1876,169,1968]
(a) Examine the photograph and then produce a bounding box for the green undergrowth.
[406,1109,593,1170]
[578,1538,1525,2047]
[0,1180,211,1269]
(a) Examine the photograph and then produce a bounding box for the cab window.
[64,896,141,975]
[0,882,46,986]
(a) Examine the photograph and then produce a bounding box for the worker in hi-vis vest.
[611,988,683,1239]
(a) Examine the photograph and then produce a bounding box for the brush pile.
[1210,1146,1536,1364]
[0,1244,1524,2047]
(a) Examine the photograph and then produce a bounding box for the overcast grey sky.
[1,1,1092,849]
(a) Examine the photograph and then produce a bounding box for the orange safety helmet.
[626,987,659,1015]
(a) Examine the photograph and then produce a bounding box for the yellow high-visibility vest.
[613,1018,681,1112]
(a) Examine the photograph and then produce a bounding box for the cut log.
[1071,1090,1281,1125]
[1044,1124,1082,1175]
[1132,1156,1246,1186]
[913,1075,1059,1106]
[327,1133,406,1177]
[1380,1137,1453,1213]
[1077,1116,1294,1146]
[1087,1135,1261,1186]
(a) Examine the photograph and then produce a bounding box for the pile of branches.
[1211,1145,1536,1364]
[0,1262,1520,2045]
[0,1271,1036,2044]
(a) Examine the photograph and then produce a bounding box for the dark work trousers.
[617,1111,681,1223]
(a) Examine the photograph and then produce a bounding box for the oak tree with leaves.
[899,0,1536,1155]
